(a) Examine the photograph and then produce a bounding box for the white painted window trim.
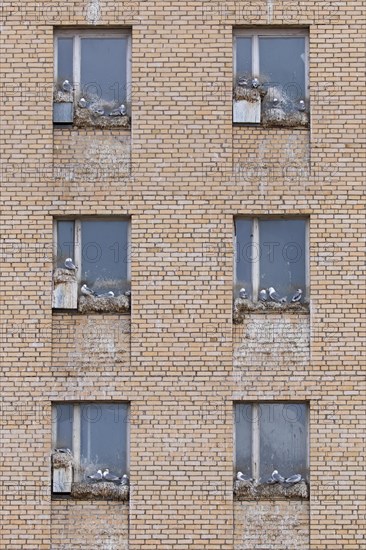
[234,216,310,301]
[54,29,132,103]
[233,28,309,99]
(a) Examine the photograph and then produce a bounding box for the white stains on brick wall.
[85,0,101,25]
[234,500,310,549]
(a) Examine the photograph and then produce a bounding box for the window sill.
[233,298,309,323]
[52,482,130,502]
[234,480,309,501]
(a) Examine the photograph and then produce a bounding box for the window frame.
[53,216,131,290]
[54,28,132,106]
[234,216,309,301]
[52,402,130,484]
[233,28,309,97]
[233,401,310,481]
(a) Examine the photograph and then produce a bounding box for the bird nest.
[78,294,130,314]
[261,86,309,128]
[53,89,73,103]
[233,298,310,323]
[71,481,129,501]
[234,480,309,500]
[52,451,76,469]
[233,86,262,103]
[73,106,130,129]
[53,268,77,284]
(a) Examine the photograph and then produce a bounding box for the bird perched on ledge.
[81,284,97,297]
[64,258,77,270]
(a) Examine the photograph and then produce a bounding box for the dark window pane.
[235,404,253,477]
[80,38,128,106]
[259,403,308,480]
[80,403,129,476]
[236,37,252,79]
[55,403,73,451]
[259,219,306,300]
[81,220,129,295]
[57,38,74,84]
[235,218,253,298]
[259,37,306,101]
[57,221,75,268]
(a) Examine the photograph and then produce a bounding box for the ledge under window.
[234,479,309,501]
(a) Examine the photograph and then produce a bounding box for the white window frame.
[52,402,130,485]
[54,29,132,105]
[53,217,131,287]
[233,28,309,100]
[234,402,310,481]
[234,216,309,300]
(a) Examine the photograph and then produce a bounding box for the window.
[52,402,129,492]
[233,29,309,126]
[54,217,130,296]
[235,402,309,482]
[235,217,308,302]
[54,30,131,124]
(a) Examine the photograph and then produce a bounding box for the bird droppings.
[234,86,263,103]
[234,480,309,500]
[52,451,76,469]
[71,481,129,501]
[78,293,130,314]
[73,106,130,130]
[53,268,78,284]
[233,298,309,323]
[261,86,309,128]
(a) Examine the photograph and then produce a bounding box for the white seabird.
[64,258,77,270]
[54,448,72,454]
[291,289,303,303]
[236,471,252,482]
[103,469,120,482]
[239,288,248,299]
[120,474,129,486]
[78,97,88,108]
[268,287,281,303]
[285,474,302,484]
[259,289,267,301]
[270,469,285,483]
[87,469,103,481]
[298,100,306,112]
[62,79,72,93]
[98,291,115,298]
[251,77,260,88]
[81,284,97,297]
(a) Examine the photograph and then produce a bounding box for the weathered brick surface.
[1,0,365,548]
[234,500,310,549]
[51,500,129,549]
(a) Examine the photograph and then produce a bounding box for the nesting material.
[52,451,76,469]
[78,293,130,314]
[234,86,262,103]
[74,106,130,129]
[233,298,310,323]
[234,480,309,500]
[53,268,77,284]
[261,86,309,128]
[53,89,73,103]
[71,481,129,501]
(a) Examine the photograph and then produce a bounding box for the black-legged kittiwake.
[285,474,302,484]
[269,469,285,483]
[268,287,281,302]
[259,289,268,301]
[239,288,248,299]
[87,469,103,481]
[55,448,72,454]
[291,289,303,303]
[62,80,72,93]
[78,97,88,108]
[98,291,115,298]
[251,77,260,88]
[120,474,129,486]
[298,100,306,112]
[81,284,97,297]
[103,469,120,482]
[64,258,77,270]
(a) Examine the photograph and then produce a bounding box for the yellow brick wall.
[1,0,365,548]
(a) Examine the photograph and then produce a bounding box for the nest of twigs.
[53,268,77,284]
[71,481,129,501]
[74,106,130,129]
[52,451,76,469]
[234,86,262,103]
[78,293,130,314]
[234,480,309,500]
[233,298,310,323]
[261,86,309,128]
